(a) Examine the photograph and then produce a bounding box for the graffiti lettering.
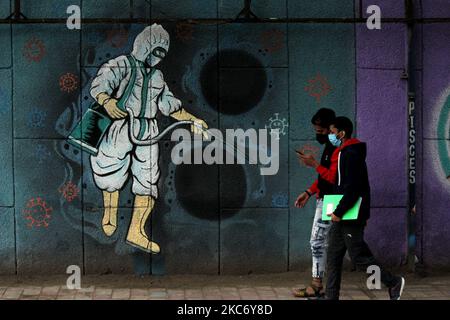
[409,102,416,184]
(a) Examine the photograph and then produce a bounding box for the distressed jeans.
[310,199,332,279]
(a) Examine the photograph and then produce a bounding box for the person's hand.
[104,98,127,119]
[331,213,341,222]
[191,117,209,139]
[298,153,320,168]
[295,192,310,208]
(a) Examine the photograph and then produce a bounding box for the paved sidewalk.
[0,271,449,300]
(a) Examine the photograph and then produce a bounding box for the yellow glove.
[191,117,209,139]
[96,93,127,119]
[171,108,209,139]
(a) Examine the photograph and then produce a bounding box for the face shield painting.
[146,47,167,67]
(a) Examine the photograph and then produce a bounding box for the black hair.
[331,116,353,138]
[311,108,336,129]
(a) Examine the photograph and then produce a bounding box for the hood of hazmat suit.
[132,23,170,67]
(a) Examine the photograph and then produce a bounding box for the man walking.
[325,116,405,300]
[292,108,339,298]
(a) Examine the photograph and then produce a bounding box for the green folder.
[322,195,362,221]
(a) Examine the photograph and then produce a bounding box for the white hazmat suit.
[88,24,208,254]
[90,24,181,198]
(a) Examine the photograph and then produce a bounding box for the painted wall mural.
[436,90,450,183]
[0,0,449,275]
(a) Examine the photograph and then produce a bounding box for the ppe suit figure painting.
[88,24,208,254]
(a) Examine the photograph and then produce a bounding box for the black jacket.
[333,140,371,224]
[317,142,337,198]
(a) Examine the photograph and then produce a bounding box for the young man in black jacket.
[325,117,405,300]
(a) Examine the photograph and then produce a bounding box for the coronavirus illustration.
[59,73,78,93]
[304,73,333,104]
[28,107,47,128]
[34,144,51,164]
[271,192,288,208]
[23,197,53,228]
[23,37,46,63]
[58,181,80,202]
[265,113,288,139]
[106,26,129,48]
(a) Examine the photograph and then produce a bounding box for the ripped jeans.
[310,199,331,279]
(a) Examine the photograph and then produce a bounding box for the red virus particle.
[23,197,53,228]
[106,27,129,48]
[260,29,285,54]
[59,73,78,93]
[304,73,333,104]
[58,181,80,202]
[300,144,321,158]
[175,22,194,43]
[23,37,46,63]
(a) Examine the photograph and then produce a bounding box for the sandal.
[292,283,325,298]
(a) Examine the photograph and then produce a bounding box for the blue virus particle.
[28,107,47,128]
[35,144,51,164]
[272,192,288,208]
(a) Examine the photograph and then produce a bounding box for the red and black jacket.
[309,143,339,198]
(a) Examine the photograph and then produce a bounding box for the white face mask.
[328,132,343,147]
[146,55,162,67]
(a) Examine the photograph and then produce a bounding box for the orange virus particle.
[59,73,78,93]
[175,22,194,43]
[58,181,80,202]
[23,197,53,228]
[260,29,285,53]
[304,73,333,104]
[23,37,46,62]
[106,27,129,48]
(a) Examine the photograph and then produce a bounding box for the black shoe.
[389,277,405,300]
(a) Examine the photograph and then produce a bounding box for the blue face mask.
[328,133,342,147]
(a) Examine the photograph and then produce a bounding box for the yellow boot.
[102,191,119,237]
[126,195,160,254]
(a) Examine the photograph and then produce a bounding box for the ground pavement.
[0,271,448,300]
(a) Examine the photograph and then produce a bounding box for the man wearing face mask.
[324,117,405,300]
[89,24,208,254]
[292,108,339,298]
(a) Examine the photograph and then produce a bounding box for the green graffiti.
[437,96,450,179]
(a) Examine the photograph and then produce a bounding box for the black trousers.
[325,222,399,299]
